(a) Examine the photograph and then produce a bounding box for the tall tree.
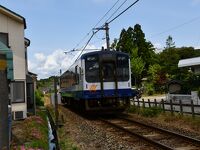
[165,35,175,49]
[111,38,118,50]
[132,24,155,72]
[116,27,134,55]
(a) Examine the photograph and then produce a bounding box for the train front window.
[117,55,129,81]
[85,55,100,82]
[102,62,115,82]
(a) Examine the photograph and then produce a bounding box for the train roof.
[81,50,129,59]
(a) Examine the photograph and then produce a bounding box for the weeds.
[128,105,163,117]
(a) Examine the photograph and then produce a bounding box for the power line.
[67,30,100,70]
[149,15,200,38]
[105,0,129,23]
[72,0,122,50]
[75,30,99,62]
[107,0,140,24]
[94,0,121,28]
[68,0,140,69]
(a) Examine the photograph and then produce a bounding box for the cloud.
[28,46,99,79]
[34,53,46,62]
[28,49,75,79]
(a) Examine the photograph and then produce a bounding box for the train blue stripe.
[61,89,137,100]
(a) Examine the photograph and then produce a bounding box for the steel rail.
[100,118,174,150]
[118,116,200,145]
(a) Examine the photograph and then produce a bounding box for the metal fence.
[131,98,200,117]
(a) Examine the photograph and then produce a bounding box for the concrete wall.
[0,12,27,118]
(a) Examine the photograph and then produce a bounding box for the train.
[59,50,136,112]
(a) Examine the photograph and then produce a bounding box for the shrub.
[35,89,44,106]
[127,105,140,113]
[140,107,162,117]
[145,83,155,95]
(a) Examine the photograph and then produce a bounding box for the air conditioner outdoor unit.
[12,111,24,120]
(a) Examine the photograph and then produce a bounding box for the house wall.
[194,66,200,74]
[0,12,27,118]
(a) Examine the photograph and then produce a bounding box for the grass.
[11,109,49,150]
[157,112,200,130]
[127,105,200,133]
[58,127,79,150]
[46,105,79,150]
[127,105,163,117]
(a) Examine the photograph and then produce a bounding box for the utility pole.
[105,23,110,51]
[54,76,59,129]
[0,53,9,150]
[94,22,110,51]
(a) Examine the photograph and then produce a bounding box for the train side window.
[75,66,79,84]
[79,67,82,81]
[117,54,129,81]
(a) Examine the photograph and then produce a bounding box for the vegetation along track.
[100,116,200,150]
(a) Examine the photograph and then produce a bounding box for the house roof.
[0,5,26,29]
[28,71,37,77]
[178,57,200,68]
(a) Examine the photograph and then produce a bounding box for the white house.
[0,5,32,119]
[178,57,200,74]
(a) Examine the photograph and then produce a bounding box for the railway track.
[100,116,200,150]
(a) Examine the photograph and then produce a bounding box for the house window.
[0,32,9,47]
[12,81,25,103]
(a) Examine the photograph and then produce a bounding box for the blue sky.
[1,0,200,78]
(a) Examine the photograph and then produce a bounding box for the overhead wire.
[105,0,129,23]
[72,0,122,50]
[67,0,140,69]
[67,30,100,69]
[107,0,140,24]
[149,15,200,38]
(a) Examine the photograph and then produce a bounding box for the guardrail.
[131,98,200,117]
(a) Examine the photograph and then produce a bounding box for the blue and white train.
[60,50,135,112]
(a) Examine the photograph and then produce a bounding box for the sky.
[0,0,200,79]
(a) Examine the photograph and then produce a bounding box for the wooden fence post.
[191,100,195,118]
[0,54,9,150]
[161,99,165,113]
[142,99,145,108]
[179,100,183,116]
[148,99,151,108]
[137,98,140,108]
[154,99,157,107]
[170,99,174,115]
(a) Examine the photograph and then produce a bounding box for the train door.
[101,61,118,96]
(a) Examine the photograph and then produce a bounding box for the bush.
[127,105,140,113]
[140,107,162,117]
[35,90,44,106]
[144,83,155,95]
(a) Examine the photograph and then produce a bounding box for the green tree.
[132,24,156,70]
[116,28,134,55]
[111,38,118,50]
[116,24,156,76]
[131,56,145,87]
[147,64,168,93]
[165,35,175,49]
